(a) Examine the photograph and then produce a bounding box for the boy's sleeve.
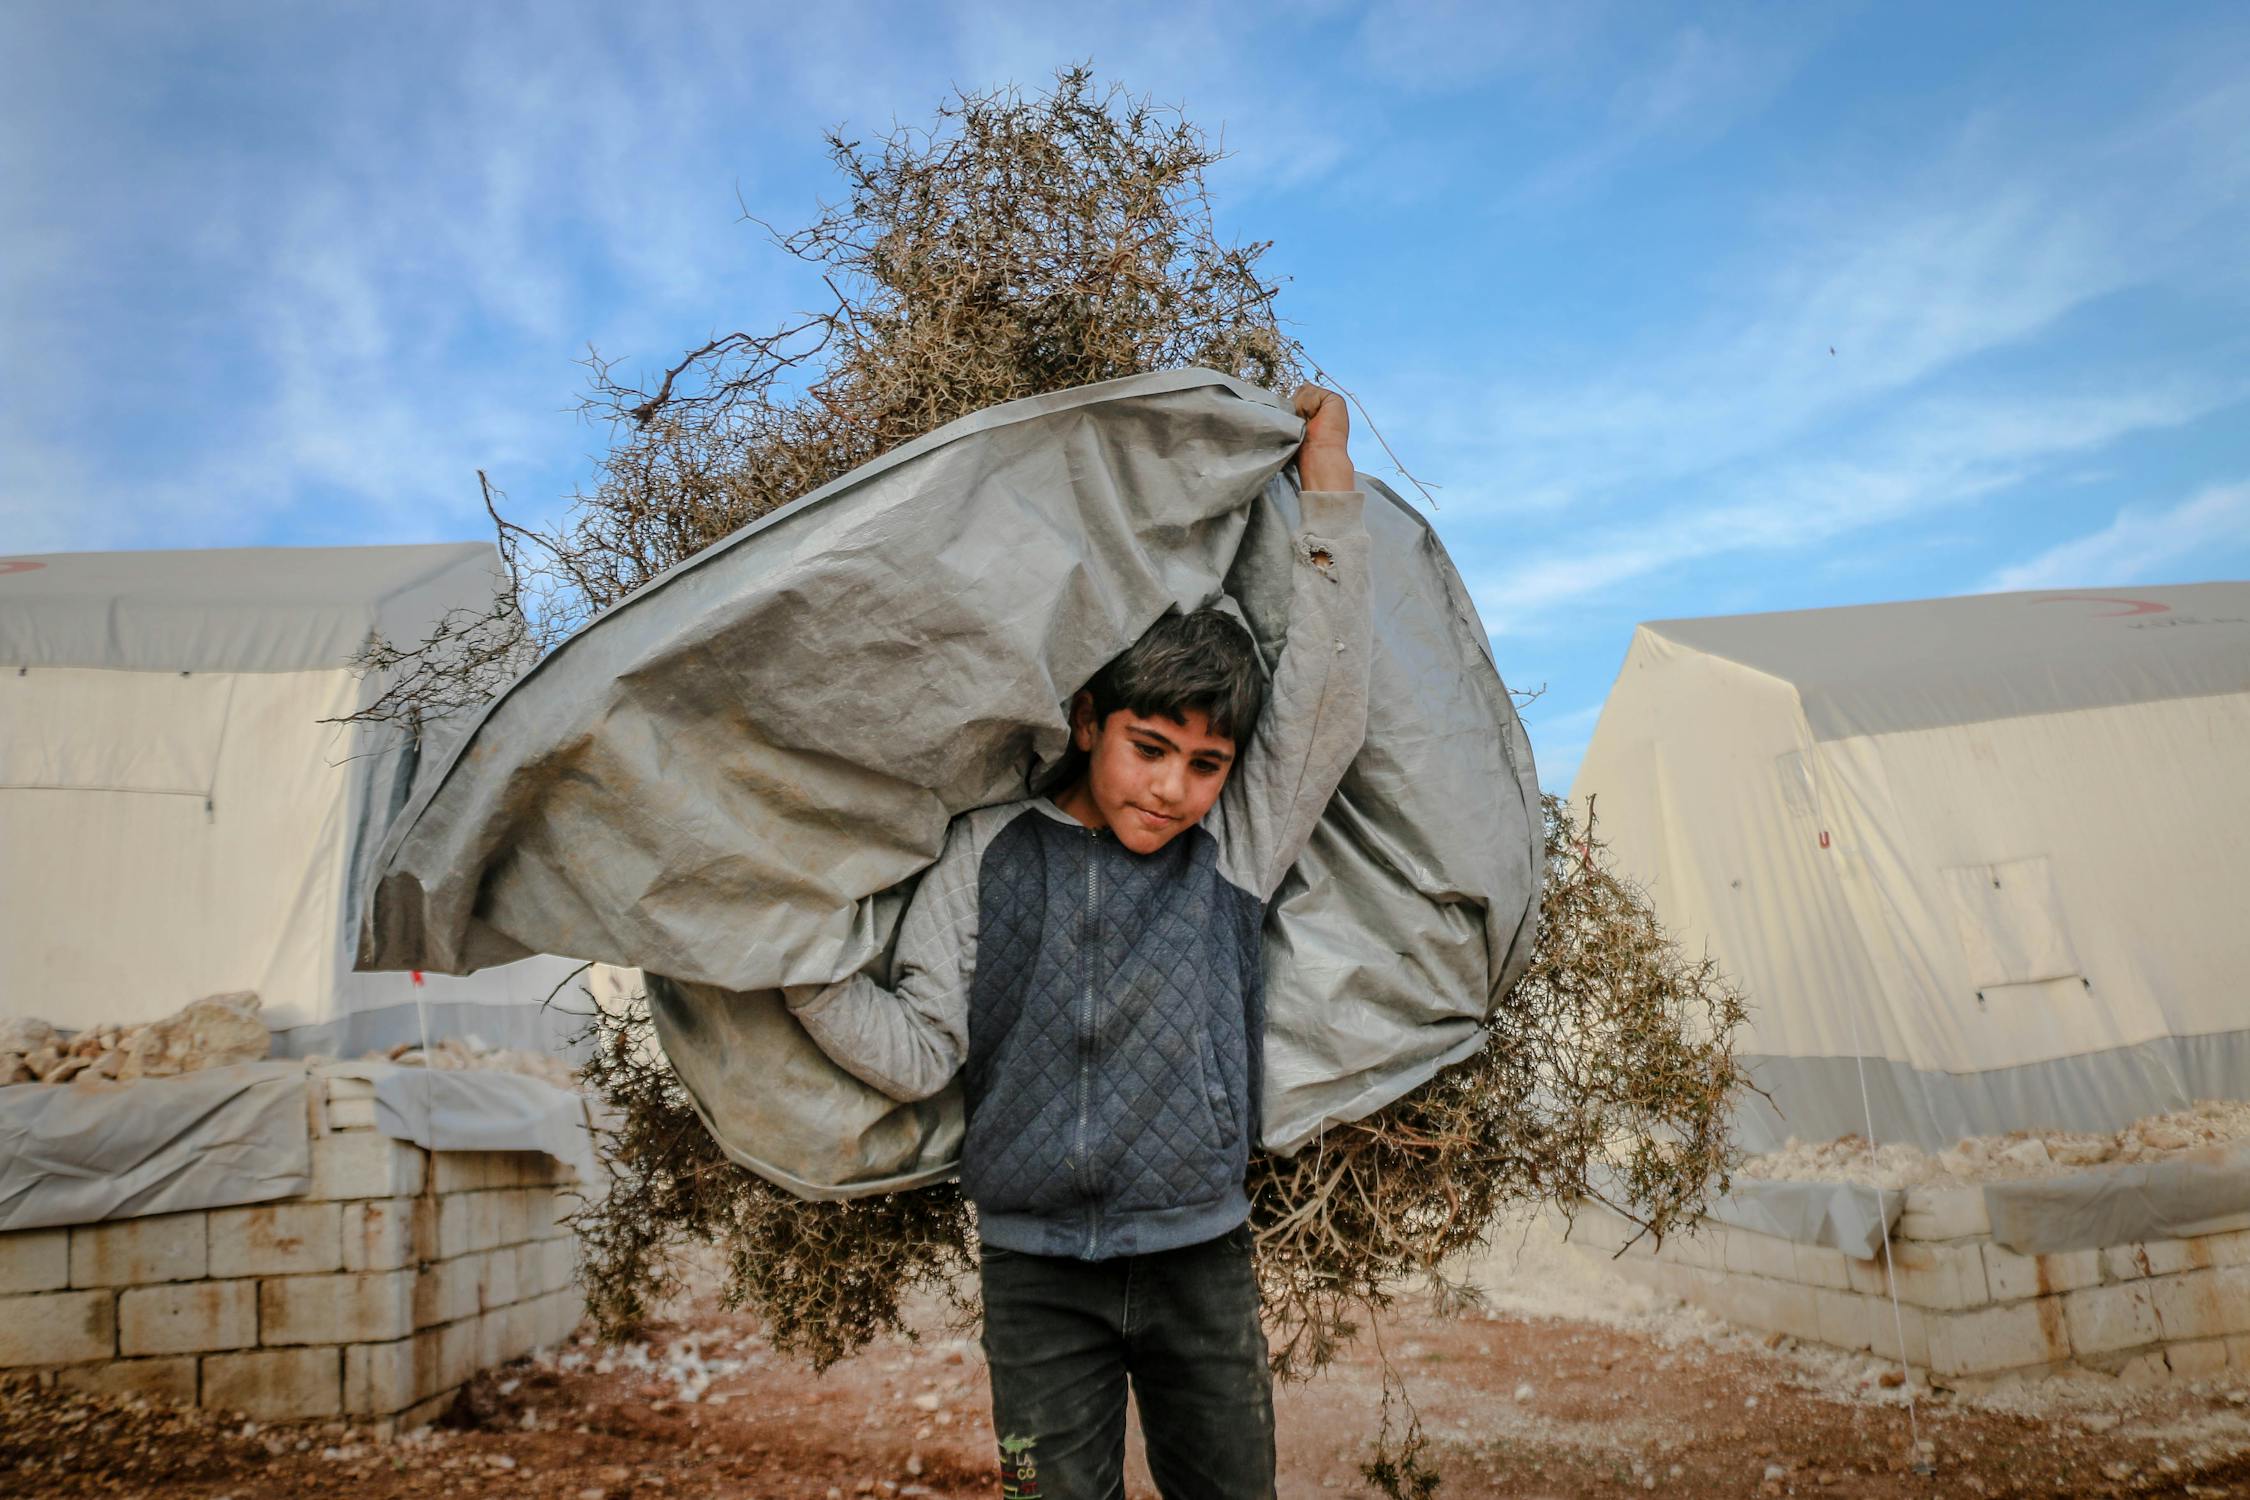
[783,817,980,1102]
[1217,488,1373,902]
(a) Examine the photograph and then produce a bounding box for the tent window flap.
[1941,855,2083,991]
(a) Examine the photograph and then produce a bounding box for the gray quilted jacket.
[789,490,1370,1258]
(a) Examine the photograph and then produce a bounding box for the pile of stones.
[1,993,269,1086]
[374,1035,580,1093]
[1738,1100,2250,1188]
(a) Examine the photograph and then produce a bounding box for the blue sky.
[5,2,2247,787]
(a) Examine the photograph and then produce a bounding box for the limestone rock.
[374,1033,582,1092]
[1996,1138,2051,1172]
[1,1018,60,1086]
[0,1018,57,1055]
[2049,1138,2115,1166]
[118,992,270,1080]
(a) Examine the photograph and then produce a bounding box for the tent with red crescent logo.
[1572,580,2250,1157]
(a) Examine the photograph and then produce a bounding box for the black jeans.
[980,1223,1275,1500]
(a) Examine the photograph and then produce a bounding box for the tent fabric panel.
[1728,1029,2246,1154]
[283,962,596,1060]
[1582,638,2247,1081]
[0,541,502,674]
[1572,631,1898,1066]
[1647,583,2250,741]
[1812,731,2021,1076]
[0,667,234,795]
[1,668,360,1029]
[1564,631,1672,887]
[1643,655,1905,1063]
[1816,692,2250,1071]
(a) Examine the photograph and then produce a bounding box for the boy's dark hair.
[1083,608,1267,746]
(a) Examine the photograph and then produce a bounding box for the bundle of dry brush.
[567,789,1747,1379]
[353,63,1749,1446]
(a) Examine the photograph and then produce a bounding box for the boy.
[787,384,1367,1498]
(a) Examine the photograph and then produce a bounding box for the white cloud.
[1522,19,1821,201]
[1351,0,1594,91]
[1468,192,2119,506]
[1392,60,2250,526]
[1358,47,2250,640]
[0,1,1388,551]
[6,0,2245,610]
[1980,482,2250,593]
[1467,379,2239,634]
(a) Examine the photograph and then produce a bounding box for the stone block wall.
[1568,1191,2250,1387]
[0,1073,586,1428]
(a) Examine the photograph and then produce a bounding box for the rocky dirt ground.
[6,1241,2249,1500]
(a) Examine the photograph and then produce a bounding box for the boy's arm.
[783,819,979,1102]
[1218,385,1373,902]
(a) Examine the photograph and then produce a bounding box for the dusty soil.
[6,1275,2248,1499]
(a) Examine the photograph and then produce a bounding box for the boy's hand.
[1291,383,1355,492]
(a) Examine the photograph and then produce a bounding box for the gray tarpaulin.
[0,1061,598,1230]
[355,1063,601,1187]
[1706,1178,1903,1261]
[1689,1142,2250,1258]
[1983,1142,2250,1253]
[361,370,1542,1198]
[0,1062,311,1231]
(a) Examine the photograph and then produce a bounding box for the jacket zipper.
[1075,826,1101,1258]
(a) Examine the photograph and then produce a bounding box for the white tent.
[0,543,582,1057]
[1570,582,2250,1152]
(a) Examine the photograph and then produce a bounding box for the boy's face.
[1063,697,1236,854]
